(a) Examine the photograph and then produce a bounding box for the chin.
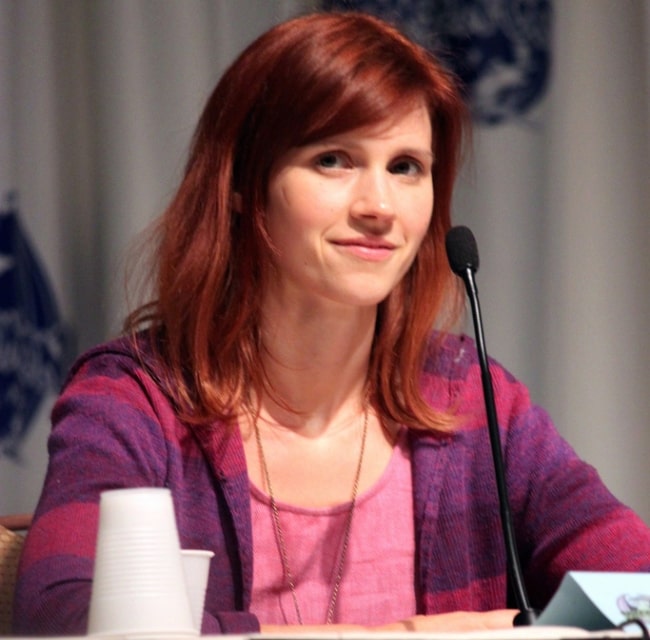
[324,289,394,309]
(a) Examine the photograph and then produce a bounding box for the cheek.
[265,183,304,244]
[407,193,434,243]
[267,176,335,232]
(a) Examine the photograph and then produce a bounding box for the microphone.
[445,225,538,626]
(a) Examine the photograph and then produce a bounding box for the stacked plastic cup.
[181,549,214,632]
[87,487,197,637]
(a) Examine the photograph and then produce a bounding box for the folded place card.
[535,571,650,631]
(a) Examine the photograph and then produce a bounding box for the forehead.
[303,99,433,151]
[345,101,432,143]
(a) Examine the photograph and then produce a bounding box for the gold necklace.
[253,406,369,625]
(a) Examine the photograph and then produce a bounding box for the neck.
[257,295,376,434]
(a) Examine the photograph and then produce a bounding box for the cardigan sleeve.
[499,377,650,608]
[13,344,260,636]
[431,333,650,611]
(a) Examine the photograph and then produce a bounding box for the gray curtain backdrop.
[1,0,649,525]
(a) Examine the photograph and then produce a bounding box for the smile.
[331,238,396,262]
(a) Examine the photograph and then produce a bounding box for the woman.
[14,11,650,635]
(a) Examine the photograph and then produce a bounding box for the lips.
[331,237,397,261]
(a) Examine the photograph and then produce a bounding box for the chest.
[241,415,397,508]
[248,433,416,625]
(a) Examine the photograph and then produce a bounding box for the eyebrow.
[400,147,435,162]
[306,139,435,161]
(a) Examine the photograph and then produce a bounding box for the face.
[264,101,434,310]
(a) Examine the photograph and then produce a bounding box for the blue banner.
[0,192,65,459]
[322,0,552,125]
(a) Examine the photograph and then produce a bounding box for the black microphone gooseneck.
[445,225,538,626]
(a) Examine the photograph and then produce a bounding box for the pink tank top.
[249,427,416,626]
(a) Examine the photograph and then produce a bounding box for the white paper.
[535,571,650,631]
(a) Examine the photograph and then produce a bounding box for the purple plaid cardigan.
[14,333,650,635]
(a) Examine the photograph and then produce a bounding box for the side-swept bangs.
[233,12,463,212]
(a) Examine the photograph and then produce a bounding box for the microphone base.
[514,609,539,626]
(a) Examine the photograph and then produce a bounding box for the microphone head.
[446,225,480,275]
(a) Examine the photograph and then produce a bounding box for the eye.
[315,151,349,170]
[389,158,425,176]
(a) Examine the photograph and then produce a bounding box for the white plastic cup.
[181,549,214,632]
[87,487,197,637]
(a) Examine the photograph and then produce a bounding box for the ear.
[232,192,243,213]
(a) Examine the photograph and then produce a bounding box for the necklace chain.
[253,407,369,625]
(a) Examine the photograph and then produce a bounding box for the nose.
[349,168,396,228]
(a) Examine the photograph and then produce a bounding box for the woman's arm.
[13,345,260,636]
[261,609,517,634]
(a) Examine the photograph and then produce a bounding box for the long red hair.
[125,11,469,431]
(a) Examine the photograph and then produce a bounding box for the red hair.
[125,11,469,431]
